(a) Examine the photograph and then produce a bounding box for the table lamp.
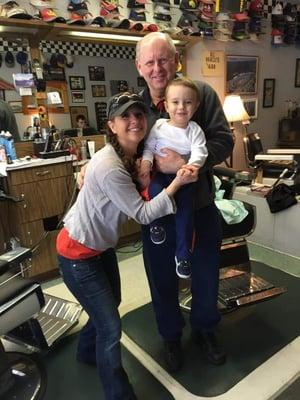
[223,95,250,167]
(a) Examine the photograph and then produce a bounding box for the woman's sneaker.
[175,257,191,279]
[150,226,166,244]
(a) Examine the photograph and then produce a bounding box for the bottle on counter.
[4,131,17,160]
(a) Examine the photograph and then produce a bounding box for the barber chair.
[179,166,287,313]
[243,132,299,182]
[0,247,46,400]
[0,246,83,400]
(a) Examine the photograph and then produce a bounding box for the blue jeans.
[149,172,194,261]
[58,249,136,400]
[142,204,222,341]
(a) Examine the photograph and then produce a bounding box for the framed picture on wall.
[71,91,85,103]
[88,66,105,81]
[263,79,275,108]
[295,59,300,87]
[70,106,89,128]
[69,76,85,90]
[91,84,106,97]
[0,90,5,101]
[242,98,258,119]
[226,55,258,95]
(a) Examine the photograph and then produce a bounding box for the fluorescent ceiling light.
[59,30,181,45]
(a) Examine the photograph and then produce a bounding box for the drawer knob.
[36,170,50,176]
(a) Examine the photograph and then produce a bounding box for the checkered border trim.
[0,40,28,53]
[40,41,136,59]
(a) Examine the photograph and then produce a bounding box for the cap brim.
[110,100,147,118]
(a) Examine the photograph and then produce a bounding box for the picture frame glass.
[69,76,85,90]
[295,59,300,87]
[263,79,275,108]
[92,85,106,97]
[226,56,258,95]
[70,106,89,128]
[89,66,105,81]
[242,98,258,119]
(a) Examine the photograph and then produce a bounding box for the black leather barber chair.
[179,166,287,313]
[243,132,298,180]
[0,247,46,400]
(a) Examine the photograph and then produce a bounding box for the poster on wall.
[226,55,258,95]
[95,102,107,132]
[201,51,224,77]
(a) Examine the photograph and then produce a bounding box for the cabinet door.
[9,175,74,223]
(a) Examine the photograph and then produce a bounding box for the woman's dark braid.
[107,132,138,177]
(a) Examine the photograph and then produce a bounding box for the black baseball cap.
[107,92,147,119]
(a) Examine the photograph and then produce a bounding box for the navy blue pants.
[142,203,222,341]
[58,249,136,400]
[148,172,194,261]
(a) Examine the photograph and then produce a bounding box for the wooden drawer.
[9,175,74,223]
[8,162,73,185]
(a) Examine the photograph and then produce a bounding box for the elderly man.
[135,32,233,372]
[79,32,233,373]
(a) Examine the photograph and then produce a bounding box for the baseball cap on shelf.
[129,20,144,31]
[106,18,130,29]
[84,15,106,26]
[66,54,74,68]
[127,0,146,8]
[16,51,28,65]
[0,1,33,19]
[107,92,147,120]
[30,0,56,9]
[56,54,66,68]
[5,51,15,67]
[67,12,86,24]
[142,22,158,31]
[40,8,66,22]
[179,0,198,11]
[129,8,145,21]
[68,1,89,15]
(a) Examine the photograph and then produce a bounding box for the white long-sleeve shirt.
[142,118,208,167]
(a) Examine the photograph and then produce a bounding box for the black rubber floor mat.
[122,262,300,397]
[275,377,300,400]
[44,334,174,400]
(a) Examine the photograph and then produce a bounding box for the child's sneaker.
[150,226,166,244]
[175,257,191,279]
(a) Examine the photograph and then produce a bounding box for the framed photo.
[0,90,5,101]
[242,98,258,119]
[8,101,22,113]
[69,76,85,90]
[92,84,106,97]
[295,59,300,87]
[88,66,105,81]
[263,79,275,108]
[110,80,129,95]
[69,106,89,128]
[226,55,259,95]
[71,91,85,103]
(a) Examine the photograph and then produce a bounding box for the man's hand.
[77,163,88,189]
[154,148,185,174]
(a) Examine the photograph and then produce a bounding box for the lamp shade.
[223,95,250,123]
